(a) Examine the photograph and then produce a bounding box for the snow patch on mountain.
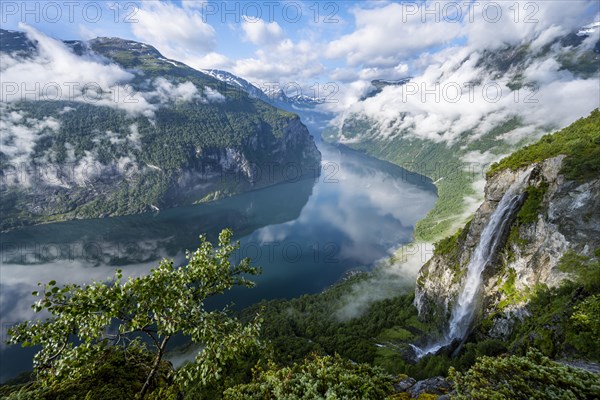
[202,69,325,108]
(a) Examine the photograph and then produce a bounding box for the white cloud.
[131,2,216,58]
[328,0,598,147]
[331,64,410,83]
[0,24,156,117]
[0,26,225,186]
[579,28,600,50]
[59,106,76,114]
[193,52,233,70]
[116,155,139,179]
[500,126,540,145]
[326,2,462,67]
[78,24,110,40]
[322,0,596,111]
[465,1,593,50]
[232,38,324,84]
[360,64,409,80]
[522,77,600,129]
[203,86,226,103]
[127,2,234,72]
[2,24,133,92]
[0,108,60,170]
[128,123,142,150]
[241,18,284,46]
[71,151,103,186]
[1,26,216,122]
[462,150,497,165]
[149,78,200,103]
[522,57,565,85]
[530,25,568,52]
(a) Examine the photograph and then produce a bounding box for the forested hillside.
[0,29,320,231]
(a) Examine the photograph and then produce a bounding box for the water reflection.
[0,140,436,382]
[1,177,316,267]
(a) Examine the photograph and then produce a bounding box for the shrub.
[6,229,261,399]
[449,350,600,399]
[224,354,396,400]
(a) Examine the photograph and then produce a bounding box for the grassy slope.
[488,109,600,180]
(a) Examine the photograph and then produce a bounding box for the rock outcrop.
[393,376,453,398]
[415,155,600,337]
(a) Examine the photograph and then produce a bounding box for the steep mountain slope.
[0,29,320,231]
[325,28,600,242]
[415,110,600,351]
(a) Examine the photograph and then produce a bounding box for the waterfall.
[414,169,532,357]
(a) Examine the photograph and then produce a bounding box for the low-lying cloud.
[0,107,60,167]
[0,26,229,174]
[1,25,222,118]
[332,24,599,148]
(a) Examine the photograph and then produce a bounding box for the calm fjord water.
[0,139,436,381]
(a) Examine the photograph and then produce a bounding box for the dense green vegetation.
[432,222,470,259]
[3,234,599,398]
[224,355,396,399]
[12,97,294,167]
[514,183,548,225]
[488,109,600,180]
[505,250,600,360]
[0,350,176,400]
[0,95,302,228]
[240,274,511,380]
[450,351,600,399]
[242,275,423,367]
[245,247,600,389]
[0,35,318,231]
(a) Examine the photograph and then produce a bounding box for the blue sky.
[2,0,598,106]
[1,1,360,75]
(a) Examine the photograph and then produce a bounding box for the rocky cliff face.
[169,116,320,204]
[415,155,600,337]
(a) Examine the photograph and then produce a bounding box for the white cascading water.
[412,168,533,357]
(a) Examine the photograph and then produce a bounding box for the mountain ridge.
[202,68,327,110]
